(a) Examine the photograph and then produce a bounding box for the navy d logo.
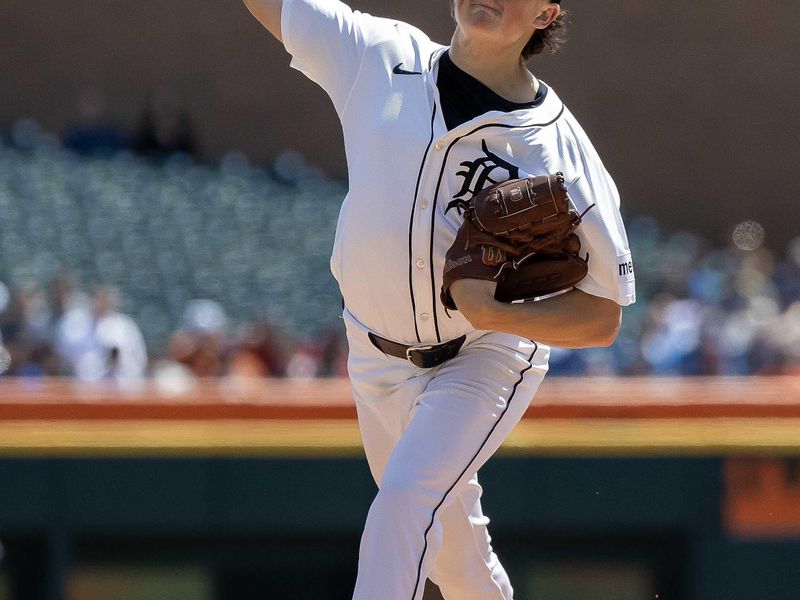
[453,140,520,200]
[446,140,521,214]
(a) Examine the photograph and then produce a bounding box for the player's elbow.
[594,323,620,348]
[559,296,622,349]
[589,302,622,347]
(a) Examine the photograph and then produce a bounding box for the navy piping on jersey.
[407,49,443,343]
[409,343,539,600]
[427,106,566,343]
[407,105,438,343]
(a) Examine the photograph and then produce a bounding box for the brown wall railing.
[1,376,799,457]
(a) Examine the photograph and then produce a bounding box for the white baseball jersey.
[282,0,635,348]
[280,1,636,598]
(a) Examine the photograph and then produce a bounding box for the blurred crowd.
[1,99,799,379]
[2,231,799,381]
[548,224,800,376]
[61,85,197,161]
[0,275,347,382]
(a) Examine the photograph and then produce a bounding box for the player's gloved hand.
[440,174,592,310]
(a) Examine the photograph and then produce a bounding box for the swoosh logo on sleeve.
[393,62,423,76]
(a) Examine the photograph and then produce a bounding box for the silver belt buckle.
[406,345,434,362]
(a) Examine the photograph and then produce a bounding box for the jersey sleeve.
[566,169,636,307]
[281,0,381,114]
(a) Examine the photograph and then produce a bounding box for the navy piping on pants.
[409,343,539,599]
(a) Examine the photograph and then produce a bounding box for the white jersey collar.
[423,47,565,137]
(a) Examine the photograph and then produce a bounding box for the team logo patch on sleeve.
[617,253,635,281]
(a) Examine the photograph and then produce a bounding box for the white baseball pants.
[342,308,549,600]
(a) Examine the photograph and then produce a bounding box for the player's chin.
[460,14,505,40]
[458,2,503,27]
[468,6,504,26]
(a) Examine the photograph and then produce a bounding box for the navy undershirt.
[436,50,548,131]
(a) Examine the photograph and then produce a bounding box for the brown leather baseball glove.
[441,173,592,310]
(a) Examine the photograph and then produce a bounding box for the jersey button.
[415,259,426,269]
[420,200,428,209]
[434,141,444,151]
[420,313,430,321]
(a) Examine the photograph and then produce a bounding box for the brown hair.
[522,9,568,59]
[449,4,569,60]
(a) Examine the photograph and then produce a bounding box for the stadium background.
[1,1,799,599]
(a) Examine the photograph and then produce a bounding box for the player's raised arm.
[242,0,387,117]
[242,0,284,43]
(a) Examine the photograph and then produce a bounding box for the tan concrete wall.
[1,1,797,246]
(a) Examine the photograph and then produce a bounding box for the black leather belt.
[368,332,467,369]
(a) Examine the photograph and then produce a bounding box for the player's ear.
[533,5,559,29]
